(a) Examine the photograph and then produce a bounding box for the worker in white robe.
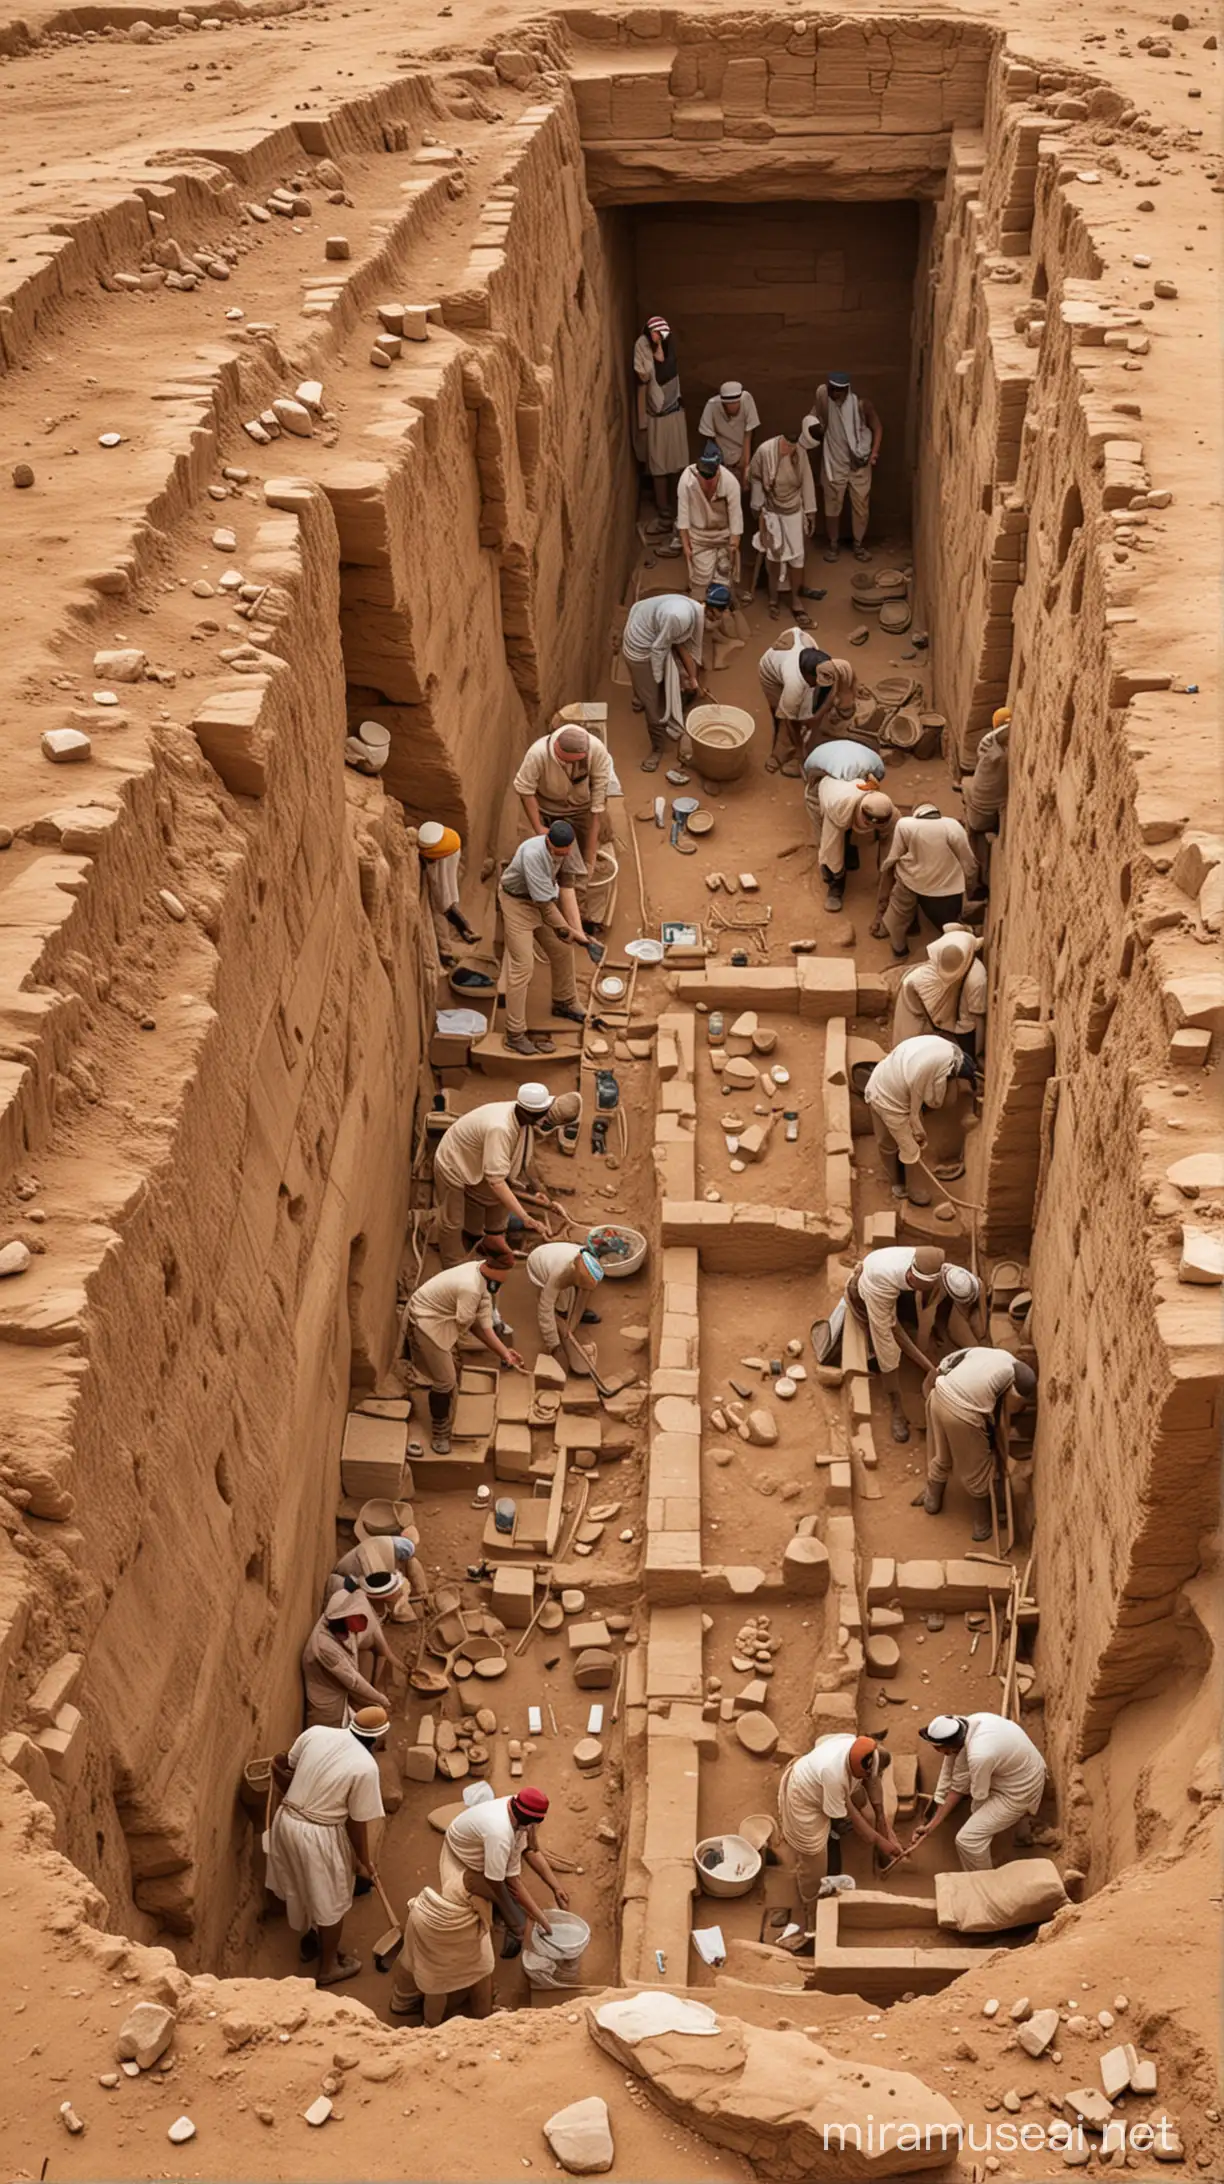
[405,1246,522,1454]
[845,1243,947,1445]
[266,1707,388,1987]
[757,632,833,776]
[633,316,689,520]
[676,443,743,598]
[812,777,895,910]
[961,706,1012,882]
[418,822,479,961]
[893,929,987,1057]
[389,1855,496,2025]
[620,594,704,769]
[874,804,980,957]
[778,1733,901,1909]
[698,379,759,482]
[526,1240,605,1356]
[748,430,817,618]
[912,1713,1046,1871]
[805,374,883,561]
[920,1349,1037,1539]
[863,1034,976,1204]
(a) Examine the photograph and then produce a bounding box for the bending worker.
[913,1712,1046,1871]
[961,706,1011,883]
[778,1732,901,1911]
[432,1084,556,1264]
[302,1592,385,1727]
[513,720,613,874]
[845,1243,948,1446]
[498,820,600,1059]
[757,635,856,776]
[331,1530,426,1611]
[811,772,895,912]
[874,802,979,958]
[620,593,704,770]
[863,1034,978,1206]
[677,440,743,598]
[919,1349,1037,1540]
[389,1857,495,2026]
[417,820,479,961]
[443,1786,568,1958]
[527,1238,605,1360]
[405,1242,522,1455]
[267,1704,390,1989]
[892,930,986,1058]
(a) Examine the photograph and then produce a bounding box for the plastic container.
[530,1909,591,1962]
[592,1224,647,1279]
[685,702,757,782]
[693,1834,763,1898]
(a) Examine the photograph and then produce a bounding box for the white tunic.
[265,1726,384,1933]
[853,1245,923,1374]
[434,1102,533,1193]
[676,463,744,547]
[527,1240,587,1348]
[883,815,977,898]
[699,389,760,468]
[758,630,819,721]
[864,1036,963,1165]
[407,1262,494,1350]
[932,1347,1020,1424]
[445,1795,530,1882]
[893,947,987,1045]
[934,1713,1046,1813]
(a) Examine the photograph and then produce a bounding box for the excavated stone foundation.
[0,2,1219,2174]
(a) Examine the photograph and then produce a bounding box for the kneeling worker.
[778,1733,902,1912]
[389,1857,495,2026]
[443,1786,568,1957]
[267,1704,389,1988]
[920,1348,1037,1540]
[405,1242,522,1454]
[913,1712,1046,1871]
[863,1034,977,1206]
[527,1239,605,1360]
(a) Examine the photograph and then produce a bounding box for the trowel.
[371,1869,404,1969]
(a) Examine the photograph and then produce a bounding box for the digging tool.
[512,1575,555,1658]
[370,1870,404,1969]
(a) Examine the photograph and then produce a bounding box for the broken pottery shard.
[543,2096,614,2175]
[115,2001,175,2069]
[303,2095,332,2126]
[1016,2007,1060,2057]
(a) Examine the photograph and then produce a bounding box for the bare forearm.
[521,794,545,835]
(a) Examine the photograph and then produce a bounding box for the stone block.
[782,1536,830,1595]
[1100,2044,1138,2101]
[27,1652,84,1731]
[190,686,270,797]
[491,1565,534,1627]
[721,56,768,112]
[568,1617,612,1653]
[796,956,859,1021]
[0,1730,56,1807]
[865,1557,897,1603]
[1170,1028,1212,1068]
[654,1396,702,1437]
[35,1703,85,1785]
[116,2001,176,2070]
[1016,2007,1060,2057]
[828,1460,853,1505]
[1180,1225,1224,1285]
[809,1690,857,1736]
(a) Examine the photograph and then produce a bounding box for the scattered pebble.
[12,463,34,488]
[167,2116,196,2144]
[98,432,123,448]
[59,2103,85,2134]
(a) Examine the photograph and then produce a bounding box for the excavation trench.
[2,5,1218,2094]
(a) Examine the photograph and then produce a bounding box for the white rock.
[243,419,272,444]
[403,304,430,341]
[982,1998,1000,2018]
[212,528,237,552]
[93,648,146,682]
[159,889,188,922]
[60,2103,85,2134]
[93,691,119,706]
[1016,2007,1060,2057]
[1180,1224,1224,1284]
[120,2060,141,2077]
[295,380,324,413]
[303,2095,333,2127]
[42,727,93,764]
[98,432,123,448]
[272,398,314,439]
[0,1241,32,1277]
[543,2095,614,2174]
[167,2116,196,2143]
[117,2001,176,2069]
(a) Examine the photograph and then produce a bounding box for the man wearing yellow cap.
[959,707,1011,885]
[778,1731,901,1909]
[513,720,614,873]
[267,1704,389,1987]
[418,820,479,958]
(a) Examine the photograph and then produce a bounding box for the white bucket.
[584,843,619,926]
[522,1909,591,1990]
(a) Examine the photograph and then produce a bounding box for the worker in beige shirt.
[513,723,614,873]
[329,1531,427,1614]
[405,1245,522,1453]
[863,1035,977,1205]
[919,1348,1037,1539]
[301,1595,386,1728]
[432,1084,554,1264]
[677,443,744,599]
[873,803,980,957]
[526,1239,605,1356]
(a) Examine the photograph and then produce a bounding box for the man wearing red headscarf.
[443,1787,569,1957]
[777,1732,903,1910]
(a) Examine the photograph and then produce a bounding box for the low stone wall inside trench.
[0,0,1218,2089]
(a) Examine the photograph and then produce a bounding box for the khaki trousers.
[882,877,964,953]
[925,1384,995,1498]
[407,1324,458,1397]
[823,465,871,542]
[499,891,577,1035]
[433,1174,509,1268]
[626,654,669,748]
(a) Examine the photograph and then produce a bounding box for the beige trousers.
[823,465,871,540]
[499,891,577,1035]
[433,1174,510,1267]
[407,1324,458,1397]
[925,1384,995,1498]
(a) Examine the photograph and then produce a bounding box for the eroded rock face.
[587,1999,962,2179]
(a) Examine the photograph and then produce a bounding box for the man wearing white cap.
[620,593,705,769]
[913,1712,1046,1870]
[677,442,744,599]
[845,1244,947,1444]
[268,1704,389,1987]
[699,380,760,484]
[874,804,980,957]
[811,775,895,912]
[863,1035,978,1205]
[432,1088,556,1265]
[747,428,817,620]
[919,1350,1038,1539]
[406,1241,523,1453]
[527,1239,605,1358]
[960,706,1012,883]
[805,373,883,562]
[777,1732,901,1909]
[513,721,614,871]
[417,821,479,958]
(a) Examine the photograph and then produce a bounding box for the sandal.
[853,546,872,562]
[822,548,839,563]
[779,758,802,778]
[764,753,781,774]
[316,1952,362,1988]
[799,586,827,602]
[640,751,660,773]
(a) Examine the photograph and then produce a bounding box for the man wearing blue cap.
[805,374,883,562]
[677,440,743,600]
[526,1238,606,1358]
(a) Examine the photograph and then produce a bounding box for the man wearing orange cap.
[513,720,614,872]
[959,706,1011,884]
[267,1704,389,1987]
[418,820,479,960]
[778,1732,901,1908]
[443,1786,568,1957]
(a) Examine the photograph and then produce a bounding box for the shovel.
[370,1869,403,1970]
